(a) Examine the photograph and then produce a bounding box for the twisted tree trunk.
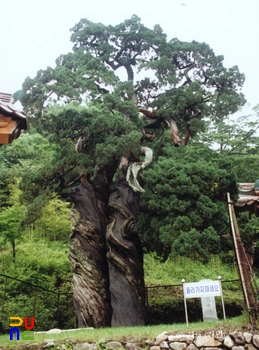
[106,164,146,326]
[68,149,152,327]
[68,176,112,327]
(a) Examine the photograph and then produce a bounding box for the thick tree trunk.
[68,178,112,327]
[106,165,146,326]
[68,155,149,327]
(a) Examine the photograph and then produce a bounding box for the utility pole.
[227,193,258,326]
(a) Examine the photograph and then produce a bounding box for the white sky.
[1,0,258,112]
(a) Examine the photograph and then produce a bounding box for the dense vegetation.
[1,121,259,331]
[0,15,259,330]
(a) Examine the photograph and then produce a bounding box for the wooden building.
[0,92,28,144]
[236,182,259,216]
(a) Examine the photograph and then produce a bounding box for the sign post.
[181,277,226,327]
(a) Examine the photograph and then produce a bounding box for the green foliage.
[21,15,245,142]
[0,245,241,333]
[237,212,259,255]
[0,241,73,332]
[17,15,246,245]
[33,198,71,241]
[0,130,58,169]
[137,144,238,261]
[0,204,23,258]
[0,170,14,210]
[198,104,259,154]
[144,253,238,285]
[173,227,220,262]
[195,104,259,182]
[0,179,25,258]
[144,253,243,325]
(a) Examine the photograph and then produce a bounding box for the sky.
[1,0,258,114]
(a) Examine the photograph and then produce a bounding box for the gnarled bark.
[68,178,112,327]
[68,146,152,327]
[106,164,146,326]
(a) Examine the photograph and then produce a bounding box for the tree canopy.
[19,15,246,206]
[21,15,246,147]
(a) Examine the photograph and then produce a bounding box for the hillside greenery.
[0,237,242,332]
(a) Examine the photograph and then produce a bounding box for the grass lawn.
[0,313,252,349]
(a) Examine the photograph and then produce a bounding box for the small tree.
[0,181,24,259]
[137,143,238,261]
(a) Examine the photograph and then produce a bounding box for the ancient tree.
[20,15,246,327]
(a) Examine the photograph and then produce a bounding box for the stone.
[168,334,195,343]
[224,335,235,348]
[201,296,218,322]
[244,344,257,350]
[232,347,245,350]
[243,332,253,344]
[214,330,225,342]
[186,344,198,350]
[199,279,218,322]
[160,341,169,348]
[73,343,95,350]
[105,342,123,349]
[253,334,259,348]
[150,346,161,350]
[43,341,56,349]
[44,339,55,343]
[125,342,140,350]
[230,331,245,345]
[154,332,169,345]
[194,335,221,347]
[47,328,62,334]
[125,336,139,343]
[169,341,187,350]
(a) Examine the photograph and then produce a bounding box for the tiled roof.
[0,101,28,130]
[236,183,259,207]
[0,93,28,144]
[0,92,14,104]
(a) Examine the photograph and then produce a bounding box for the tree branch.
[184,123,192,146]
[64,174,84,188]
[138,106,157,118]
[167,117,182,146]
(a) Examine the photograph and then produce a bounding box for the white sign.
[183,280,222,299]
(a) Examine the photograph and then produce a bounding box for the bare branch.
[138,106,157,118]
[167,117,182,146]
